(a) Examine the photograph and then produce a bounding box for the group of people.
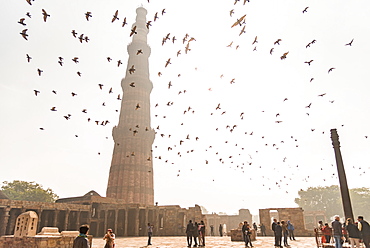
[186,220,206,247]
[272,219,296,248]
[318,215,370,248]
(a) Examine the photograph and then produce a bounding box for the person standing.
[193,222,199,247]
[272,218,278,247]
[242,221,250,247]
[260,223,267,236]
[287,221,295,241]
[253,222,258,233]
[322,223,332,243]
[275,222,283,248]
[103,229,115,248]
[332,215,343,248]
[147,223,153,246]
[358,216,370,248]
[210,225,214,236]
[73,225,89,248]
[199,220,206,247]
[219,224,223,237]
[346,218,361,248]
[186,220,194,247]
[281,220,289,247]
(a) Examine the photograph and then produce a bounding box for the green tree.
[1,180,58,203]
[295,185,370,220]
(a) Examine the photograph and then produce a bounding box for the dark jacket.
[275,224,282,236]
[346,223,361,239]
[359,220,370,235]
[186,223,194,235]
[272,222,277,232]
[332,220,342,236]
[73,236,89,248]
[193,223,199,237]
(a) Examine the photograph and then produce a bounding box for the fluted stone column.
[106,7,155,205]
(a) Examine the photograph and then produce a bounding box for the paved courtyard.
[92,236,318,248]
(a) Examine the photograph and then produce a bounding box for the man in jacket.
[332,215,343,248]
[186,220,194,247]
[358,216,370,248]
[73,225,89,248]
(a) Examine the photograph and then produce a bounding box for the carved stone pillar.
[134,208,140,236]
[0,208,10,236]
[64,210,70,231]
[52,210,59,227]
[114,209,119,233]
[124,208,128,236]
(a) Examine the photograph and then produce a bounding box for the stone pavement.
[92,236,318,248]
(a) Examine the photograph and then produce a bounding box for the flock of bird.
[16,0,368,196]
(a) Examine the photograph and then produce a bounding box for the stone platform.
[92,236,317,248]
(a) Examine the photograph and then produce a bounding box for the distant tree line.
[295,185,370,220]
[1,180,58,203]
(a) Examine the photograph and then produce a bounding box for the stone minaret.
[106,7,155,205]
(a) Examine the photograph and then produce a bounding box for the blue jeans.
[334,235,342,248]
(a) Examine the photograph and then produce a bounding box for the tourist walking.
[358,216,370,248]
[275,222,283,248]
[210,225,214,236]
[73,225,89,248]
[287,221,295,241]
[260,223,267,236]
[332,215,343,248]
[103,229,115,248]
[346,218,361,248]
[147,223,153,246]
[281,220,289,247]
[219,224,223,237]
[322,223,332,243]
[186,220,194,247]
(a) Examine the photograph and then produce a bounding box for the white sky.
[1,0,370,215]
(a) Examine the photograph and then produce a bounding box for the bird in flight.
[26,12,32,18]
[270,48,274,55]
[239,26,246,36]
[129,65,135,74]
[26,54,32,62]
[34,90,40,96]
[304,60,313,66]
[230,9,235,17]
[112,10,119,22]
[18,18,26,26]
[231,14,246,28]
[328,67,335,73]
[252,36,258,45]
[50,107,57,111]
[302,7,309,13]
[42,9,50,22]
[137,49,143,55]
[146,21,152,29]
[154,12,159,21]
[85,12,92,21]
[345,39,354,46]
[122,17,127,27]
[165,58,171,67]
[20,29,28,40]
[37,68,43,76]
[130,26,137,37]
[274,39,281,45]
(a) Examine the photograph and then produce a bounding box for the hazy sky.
[1,0,370,215]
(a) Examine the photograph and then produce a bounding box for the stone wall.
[0,235,93,248]
[259,208,313,237]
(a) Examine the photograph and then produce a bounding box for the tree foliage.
[295,185,370,220]
[1,180,58,203]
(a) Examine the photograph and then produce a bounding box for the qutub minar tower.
[106,7,155,205]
